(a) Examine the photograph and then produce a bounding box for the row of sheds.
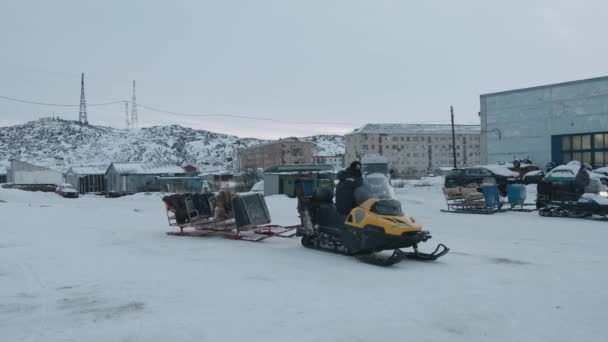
[2,160,194,194]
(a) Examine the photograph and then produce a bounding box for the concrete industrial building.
[345,124,481,178]
[480,76,608,169]
[239,139,313,172]
[6,160,64,185]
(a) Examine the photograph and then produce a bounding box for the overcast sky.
[1,0,607,138]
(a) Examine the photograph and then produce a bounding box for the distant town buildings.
[312,155,345,171]
[345,124,481,178]
[238,139,313,172]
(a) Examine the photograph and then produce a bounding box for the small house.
[105,162,190,193]
[200,172,254,193]
[157,176,203,193]
[65,165,109,194]
[182,164,199,173]
[0,165,7,184]
[263,164,334,197]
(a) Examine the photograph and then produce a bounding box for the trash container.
[507,184,527,204]
[483,185,500,208]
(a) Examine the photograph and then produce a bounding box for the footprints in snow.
[57,294,145,322]
[55,286,145,322]
[1,285,145,324]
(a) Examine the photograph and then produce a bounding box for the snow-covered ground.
[1,184,607,341]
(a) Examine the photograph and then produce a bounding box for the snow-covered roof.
[595,166,608,175]
[548,164,604,179]
[264,164,333,173]
[67,165,110,175]
[348,124,480,135]
[240,138,313,151]
[524,170,543,176]
[481,164,520,177]
[109,162,185,175]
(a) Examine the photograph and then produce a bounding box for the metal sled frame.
[536,188,608,220]
[506,201,537,213]
[164,195,298,241]
[441,196,505,214]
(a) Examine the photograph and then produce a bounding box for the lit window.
[582,135,591,150]
[583,152,592,164]
[572,136,582,150]
[594,152,604,166]
[595,134,604,149]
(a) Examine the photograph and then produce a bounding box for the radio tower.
[125,102,130,129]
[79,72,88,125]
[131,80,138,128]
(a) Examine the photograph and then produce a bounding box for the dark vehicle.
[444,167,519,196]
[522,170,545,185]
[55,183,79,198]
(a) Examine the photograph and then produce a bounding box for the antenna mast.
[125,102,130,128]
[79,72,88,125]
[131,80,138,128]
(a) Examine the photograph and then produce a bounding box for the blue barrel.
[507,184,527,204]
[300,178,314,197]
[483,185,500,208]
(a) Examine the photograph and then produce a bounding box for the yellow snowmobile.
[296,174,449,266]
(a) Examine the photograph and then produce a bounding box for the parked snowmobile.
[537,177,608,219]
[295,175,449,266]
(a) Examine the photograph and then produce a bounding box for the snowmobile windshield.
[363,163,389,176]
[371,199,403,216]
[354,173,395,204]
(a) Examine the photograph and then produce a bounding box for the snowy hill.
[303,134,345,156]
[0,118,344,172]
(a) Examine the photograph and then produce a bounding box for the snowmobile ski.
[397,243,450,261]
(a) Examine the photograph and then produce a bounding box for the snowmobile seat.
[317,203,346,230]
[550,181,581,202]
[312,187,334,203]
[308,188,345,235]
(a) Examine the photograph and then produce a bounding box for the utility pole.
[131,80,138,128]
[451,105,457,169]
[125,102,130,129]
[79,72,88,125]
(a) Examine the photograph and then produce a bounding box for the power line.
[0,93,474,127]
[0,94,125,107]
[137,103,356,125]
